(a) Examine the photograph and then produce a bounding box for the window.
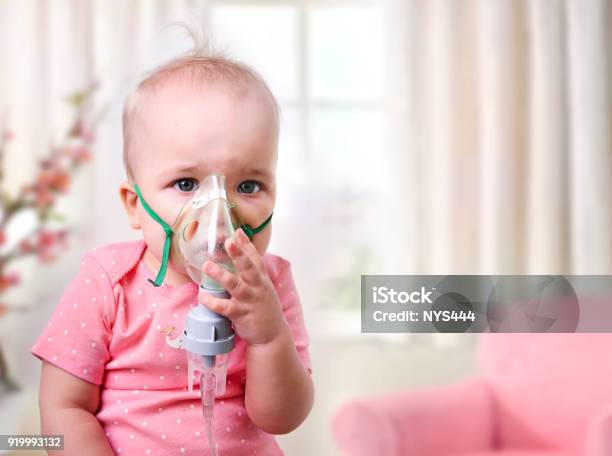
[206,1,393,316]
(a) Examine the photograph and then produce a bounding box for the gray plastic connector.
[183,287,235,359]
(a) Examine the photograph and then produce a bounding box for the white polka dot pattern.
[30,240,310,454]
[31,250,114,384]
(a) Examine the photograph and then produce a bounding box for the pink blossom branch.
[0,82,102,298]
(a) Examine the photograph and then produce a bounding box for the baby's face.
[122,82,278,283]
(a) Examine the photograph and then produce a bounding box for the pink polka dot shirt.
[31,240,312,455]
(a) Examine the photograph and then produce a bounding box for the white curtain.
[0,0,609,287]
[391,0,611,276]
[0,1,611,454]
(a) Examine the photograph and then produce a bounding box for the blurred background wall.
[0,0,610,455]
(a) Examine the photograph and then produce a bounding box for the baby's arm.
[198,229,314,434]
[39,361,114,455]
[245,323,314,434]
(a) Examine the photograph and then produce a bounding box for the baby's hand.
[198,228,286,346]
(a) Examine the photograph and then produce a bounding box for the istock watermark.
[361,275,612,333]
[372,286,435,304]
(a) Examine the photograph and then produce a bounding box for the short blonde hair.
[122,31,279,182]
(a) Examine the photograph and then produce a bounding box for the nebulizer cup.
[171,174,237,456]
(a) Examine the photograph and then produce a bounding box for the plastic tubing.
[200,370,218,456]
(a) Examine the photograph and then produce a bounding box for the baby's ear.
[118,181,141,230]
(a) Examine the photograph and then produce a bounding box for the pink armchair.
[332,334,612,456]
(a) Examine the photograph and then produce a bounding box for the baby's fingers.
[202,261,241,294]
[225,235,261,286]
[236,228,266,272]
[198,289,241,320]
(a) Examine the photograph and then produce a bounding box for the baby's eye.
[172,178,199,193]
[237,180,261,194]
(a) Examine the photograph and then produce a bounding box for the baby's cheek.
[141,219,166,257]
[168,243,188,272]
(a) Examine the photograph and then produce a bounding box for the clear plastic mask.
[133,174,273,288]
[177,174,237,290]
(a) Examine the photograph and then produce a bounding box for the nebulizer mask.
[133,174,272,456]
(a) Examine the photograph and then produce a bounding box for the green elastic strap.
[240,212,273,239]
[133,184,173,287]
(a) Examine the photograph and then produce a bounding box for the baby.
[30,49,314,455]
